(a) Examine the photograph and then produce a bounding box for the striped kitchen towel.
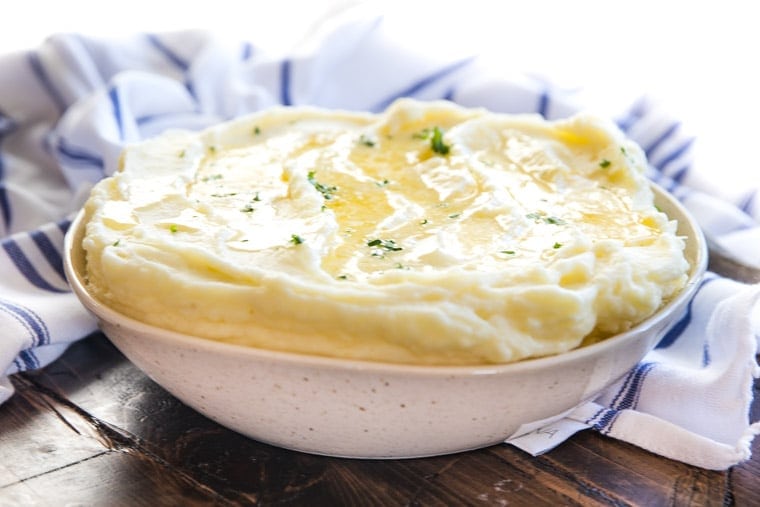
[1,8,758,469]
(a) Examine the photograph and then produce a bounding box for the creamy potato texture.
[81,99,689,365]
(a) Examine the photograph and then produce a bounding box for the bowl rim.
[64,183,708,377]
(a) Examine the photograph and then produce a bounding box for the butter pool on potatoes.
[81,99,689,365]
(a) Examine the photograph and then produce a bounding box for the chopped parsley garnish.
[207,145,217,154]
[419,218,429,225]
[241,203,256,213]
[544,216,566,225]
[337,274,348,280]
[253,126,261,135]
[375,179,390,187]
[307,170,337,200]
[112,239,120,247]
[170,224,178,233]
[501,250,515,255]
[178,150,186,158]
[253,192,261,201]
[430,126,450,155]
[599,159,611,168]
[526,212,566,225]
[211,192,237,198]
[448,213,461,219]
[367,238,402,251]
[359,134,376,147]
[290,234,304,245]
[553,242,562,249]
[202,174,223,182]
[414,126,451,155]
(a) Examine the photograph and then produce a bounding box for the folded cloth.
[1,9,758,470]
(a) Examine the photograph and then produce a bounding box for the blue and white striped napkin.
[1,10,758,470]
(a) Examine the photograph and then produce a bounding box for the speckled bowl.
[64,184,706,459]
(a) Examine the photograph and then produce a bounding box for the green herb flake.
[414,126,451,155]
[375,179,390,187]
[241,203,256,213]
[545,216,566,225]
[599,159,611,168]
[501,250,515,255]
[178,150,186,158]
[366,238,402,251]
[170,224,178,233]
[290,234,304,245]
[112,239,120,247]
[253,126,261,135]
[359,134,376,147]
[448,213,461,219]
[307,170,338,200]
[419,218,429,225]
[207,145,217,154]
[253,192,261,202]
[430,126,450,155]
[337,274,348,280]
[202,174,223,182]
[553,242,563,249]
[526,212,566,225]
[525,212,542,222]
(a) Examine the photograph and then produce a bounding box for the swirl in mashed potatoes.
[81,99,689,365]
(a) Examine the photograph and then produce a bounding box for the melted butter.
[174,103,664,280]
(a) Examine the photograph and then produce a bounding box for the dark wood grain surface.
[1,254,758,506]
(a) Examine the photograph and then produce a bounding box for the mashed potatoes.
[81,99,689,365]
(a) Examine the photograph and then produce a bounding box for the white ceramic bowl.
[64,184,707,459]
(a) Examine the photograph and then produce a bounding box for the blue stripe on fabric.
[653,138,694,171]
[280,59,292,106]
[241,41,254,61]
[607,363,639,409]
[584,406,606,425]
[27,52,67,112]
[536,89,549,118]
[371,57,476,112]
[585,406,620,434]
[616,98,650,133]
[108,86,125,140]
[740,189,757,214]
[16,349,39,371]
[1,110,14,230]
[613,362,656,410]
[57,217,72,236]
[0,181,9,231]
[669,165,691,184]
[146,34,189,70]
[656,276,717,349]
[30,230,65,281]
[56,138,105,170]
[643,122,680,158]
[0,110,14,135]
[702,341,711,367]
[2,239,68,293]
[0,299,50,348]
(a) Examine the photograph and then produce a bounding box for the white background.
[3,0,757,200]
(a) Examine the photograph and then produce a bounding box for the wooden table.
[1,255,758,506]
